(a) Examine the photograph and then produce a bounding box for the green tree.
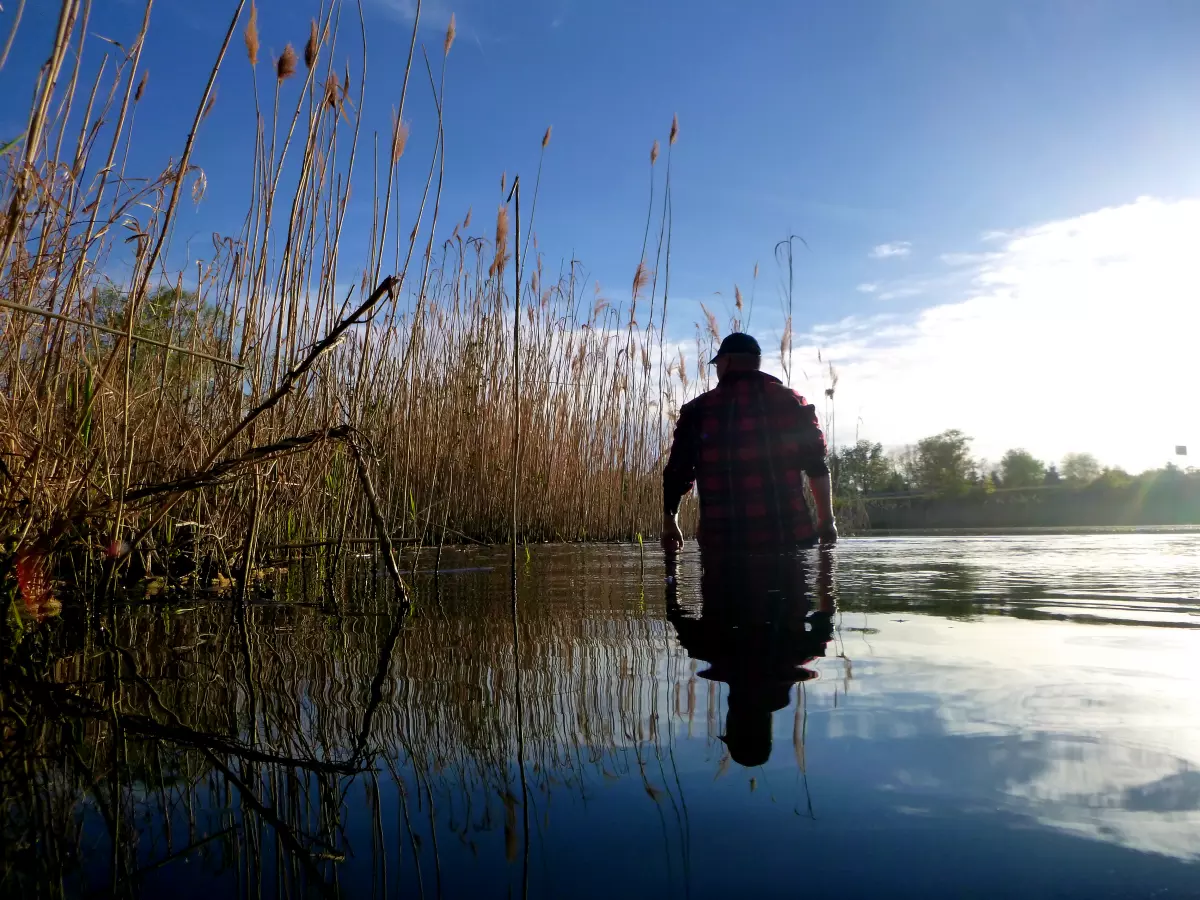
[1000,448,1046,488]
[892,445,919,489]
[1061,452,1101,485]
[911,429,974,495]
[834,440,897,493]
[1091,467,1132,489]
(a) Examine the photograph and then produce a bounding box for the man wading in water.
[661,332,836,554]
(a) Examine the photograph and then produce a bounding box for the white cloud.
[809,313,898,338]
[857,271,973,304]
[781,197,1200,473]
[940,251,1000,267]
[877,285,925,301]
[816,609,1200,860]
[870,241,912,259]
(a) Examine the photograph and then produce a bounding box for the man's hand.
[817,518,838,545]
[661,513,684,554]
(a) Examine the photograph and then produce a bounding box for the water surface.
[4,534,1200,898]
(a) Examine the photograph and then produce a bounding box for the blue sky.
[5,0,1199,470]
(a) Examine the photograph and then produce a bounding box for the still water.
[4,534,1200,898]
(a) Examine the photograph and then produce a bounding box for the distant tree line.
[832,431,1183,495]
[830,431,1198,529]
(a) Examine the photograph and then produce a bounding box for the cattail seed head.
[632,261,649,301]
[305,19,318,69]
[541,125,552,149]
[202,88,218,121]
[650,140,659,166]
[391,114,410,164]
[191,170,207,205]
[323,73,340,112]
[701,303,719,341]
[444,13,456,55]
[135,69,148,102]
[669,114,678,145]
[493,204,510,274]
[244,2,259,66]
[276,44,297,81]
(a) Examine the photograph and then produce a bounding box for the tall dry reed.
[0,0,699,588]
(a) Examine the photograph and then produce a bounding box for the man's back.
[663,369,829,552]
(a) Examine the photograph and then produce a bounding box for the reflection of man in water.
[665,550,836,767]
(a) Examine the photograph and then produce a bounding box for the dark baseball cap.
[709,332,762,364]
[718,680,791,767]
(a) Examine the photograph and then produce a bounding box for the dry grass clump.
[0,1,695,589]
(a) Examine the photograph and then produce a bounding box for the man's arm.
[793,399,837,543]
[808,473,836,543]
[661,403,700,551]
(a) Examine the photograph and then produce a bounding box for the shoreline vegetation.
[0,1,711,607]
[834,435,1199,531]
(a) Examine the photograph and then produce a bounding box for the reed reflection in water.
[4,536,1200,899]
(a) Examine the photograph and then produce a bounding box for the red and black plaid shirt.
[663,370,829,551]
